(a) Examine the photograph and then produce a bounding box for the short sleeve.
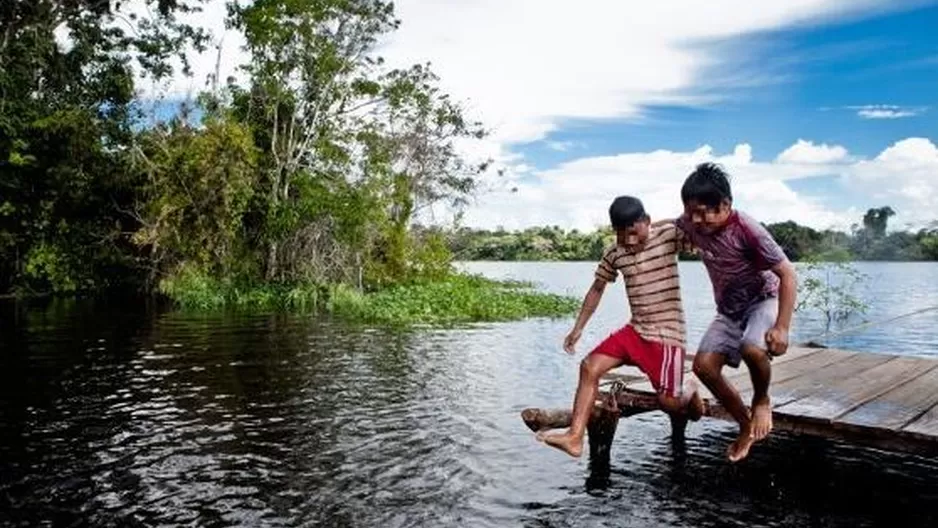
[738,213,787,270]
[675,225,696,254]
[595,246,619,282]
[674,214,698,248]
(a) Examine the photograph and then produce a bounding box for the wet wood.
[773,355,932,422]
[522,346,938,458]
[742,351,895,407]
[586,403,620,466]
[903,400,938,440]
[838,362,938,432]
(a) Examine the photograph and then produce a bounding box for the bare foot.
[751,398,773,441]
[538,431,584,458]
[727,426,756,463]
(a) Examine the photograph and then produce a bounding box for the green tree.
[0,0,209,293]
[224,0,485,287]
[796,255,869,330]
[131,116,258,286]
[862,206,896,238]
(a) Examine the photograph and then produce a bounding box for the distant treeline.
[448,207,938,262]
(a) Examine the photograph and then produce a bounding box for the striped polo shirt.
[595,224,690,348]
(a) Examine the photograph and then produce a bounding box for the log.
[587,403,619,465]
[521,401,649,433]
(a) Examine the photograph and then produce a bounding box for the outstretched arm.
[564,278,607,354]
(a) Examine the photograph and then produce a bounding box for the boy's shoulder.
[729,209,775,241]
[601,242,624,259]
[732,209,762,228]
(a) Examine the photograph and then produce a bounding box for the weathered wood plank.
[729,348,854,397]
[773,355,932,423]
[732,348,858,401]
[838,363,938,432]
[745,351,895,409]
[902,399,938,440]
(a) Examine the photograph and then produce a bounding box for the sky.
[135,0,938,233]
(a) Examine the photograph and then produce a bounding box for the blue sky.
[147,0,938,231]
[517,5,938,166]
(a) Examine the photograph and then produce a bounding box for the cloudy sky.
[148,0,938,232]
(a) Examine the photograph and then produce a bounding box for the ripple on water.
[2,298,938,527]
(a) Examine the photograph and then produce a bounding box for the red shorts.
[590,325,685,398]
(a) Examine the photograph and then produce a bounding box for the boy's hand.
[765,325,789,356]
[563,329,582,354]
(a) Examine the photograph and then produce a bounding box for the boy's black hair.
[681,162,732,207]
[609,195,648,229]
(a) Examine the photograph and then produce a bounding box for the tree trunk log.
[586,404,620,466]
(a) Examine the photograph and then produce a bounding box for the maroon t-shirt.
[676,210,788,319]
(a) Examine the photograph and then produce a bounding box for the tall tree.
[862,206,896,238]
[225,0,485,284]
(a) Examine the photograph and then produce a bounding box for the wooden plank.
[730,348,854,397]
[902,397,938,440]
[838,364,938,432]
[773,355,932,423]
[753,351,895,408]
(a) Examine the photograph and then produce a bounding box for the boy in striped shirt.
[540,195,704,458]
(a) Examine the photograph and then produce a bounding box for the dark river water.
[2,262,938,527]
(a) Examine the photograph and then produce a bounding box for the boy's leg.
[540,334,628,457]
[693,316,755,462]
[653,344,704,421]
[658,384,704,421]
[740,298,780,441]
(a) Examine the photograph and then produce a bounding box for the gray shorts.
[698,297,778,368]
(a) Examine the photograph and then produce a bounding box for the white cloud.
[456,137,938,233]
[776,139,850,164]
[850,104,926,119]
[380,0,903,145]
[141,1,906,140]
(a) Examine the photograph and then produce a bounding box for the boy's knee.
[693,354,721,383]
[741,344,769,363]
[580,357,603,380]
[658,395,682,413]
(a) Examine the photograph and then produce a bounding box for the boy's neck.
[707,209,736,233]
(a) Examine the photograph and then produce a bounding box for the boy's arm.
[738,212,796,354]
[567,249,618,354]
[564,278,607,354]
[650,218,675,228]
[767,260,797,355]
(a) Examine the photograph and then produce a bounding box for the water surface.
[2,262,937,527]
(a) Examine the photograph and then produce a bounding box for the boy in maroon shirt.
[670,163,797,462]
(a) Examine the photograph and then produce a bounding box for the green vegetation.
[795,257,869,330]
[450,207,938,262]
[0,0,575,323]
[330,274,578,325]
[159,268,577,323]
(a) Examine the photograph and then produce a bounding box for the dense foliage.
[0,0,577,321]
[450,208,938,262]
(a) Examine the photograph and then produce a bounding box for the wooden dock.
[522,346,938,458]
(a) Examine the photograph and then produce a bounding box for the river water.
[1,262,937,527]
